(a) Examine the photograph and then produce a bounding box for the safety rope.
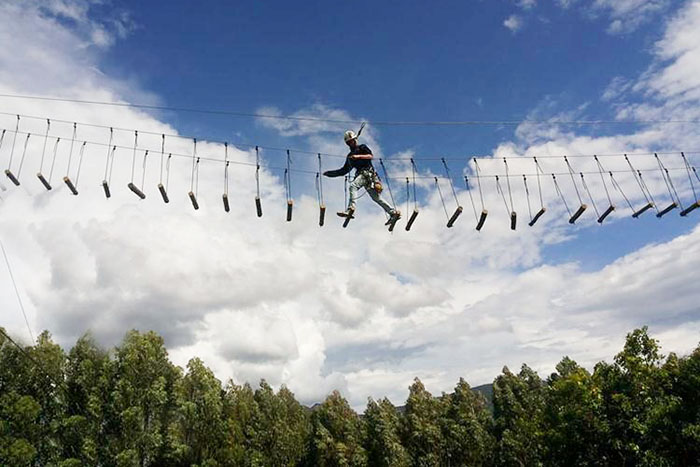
[379,159,396,208]
[681,152,698,203]
[38,119,50,175]
[465,176,478,221]
[75,141,86,187]
[16,133,30,178]
[103,128,113,182]
[48,138,60,184]
[609,171,634,213]
[655,153,682,209]
[564,156,584,206]
[552,174,572,217]
[580,173,599,218]
[6,115,19,170]
[435,177,449,219]
[523,175,533,221]
[66,122,77,178]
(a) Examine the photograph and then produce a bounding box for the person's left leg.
[368,187,397,216]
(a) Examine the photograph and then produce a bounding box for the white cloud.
[1,0,700,413]
[503,14,524,33]
[517,0,537,9]
[555,0,670,34]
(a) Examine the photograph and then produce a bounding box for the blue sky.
[1,0,699,407]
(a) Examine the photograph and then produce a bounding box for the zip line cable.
[2,110,699,163]
[2,93,700,126]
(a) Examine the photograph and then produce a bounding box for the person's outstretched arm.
[323,157,351,177]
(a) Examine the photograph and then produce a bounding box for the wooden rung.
[446,206,463,228]
[388,216,399,232]
[680,202,700,217]
[38,173,52,191]
[597,205,615,223]
[569,204,587,224]
[102,180,110,198]
[529,207,546,226]
[158,183,169,203]
[223,193,230,212]
[63,176,78,195]
[4,169,19,186]
[405,209,419,231]
[128,182,146,199]
[342,215,352,228]
[476,210,488,231]
[319,205,326,227]
[286,200,293,222]
[510,211,517,231]
[188,191,199,210]
[632,202,653,218]
[255,196,262,217]
[656,202,677,218]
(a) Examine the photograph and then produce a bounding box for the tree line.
[1,326,698,466]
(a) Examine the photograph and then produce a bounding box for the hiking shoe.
[337,207,355,218]
[385,210,401,225]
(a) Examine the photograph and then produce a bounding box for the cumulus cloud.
[554,0,670,34]
[503,15,524,33]
[1,0,700,412]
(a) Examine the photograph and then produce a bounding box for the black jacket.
[324,144,375,177]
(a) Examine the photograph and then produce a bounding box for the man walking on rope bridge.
[323,130,400,225]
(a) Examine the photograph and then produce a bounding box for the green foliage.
[1,326,698,466]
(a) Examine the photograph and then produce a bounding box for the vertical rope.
[441,158,460,206]
[194,158,200,196]
[48,138,60,183]
[410,158,418,210]
[503,158,514,212]
[190,138,197,192]
[255,146,261,198]
[495,176,510,215]
[405,178,410,217]
[580,173,599,217]
[594,155,613,206]
[681,153,698,202]
[473,158,485,210]
[103,128,113,181]
[435,177,449,219]
[655,153,682,208]
[166,154,172,191]
[0,239,34,344]
[108,145,117,185]
[552,174,572,216]
[534,157,545,210]
[130,130,138,183]
[286,149,292,202]
[224,143,229,196]
[140,150,148,190]
[65,122,77,178]
[16,133,30,177]
[159,134,165,185]
[379,159,396,208]
[317,153,324,206]
[6,115,19,170]
[624,154,655,211]
[39,119,50,174]
[610,172,634,213]
[564,156,584,205]
[523,175,533,220]
[75,142,86,187]
[637,170,658,213]
[465,176,478,221]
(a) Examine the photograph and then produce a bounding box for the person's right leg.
[347,173,367,212]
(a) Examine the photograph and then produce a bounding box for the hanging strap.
[39,119,51,174]
[16,133,31,177]
[441,158,460,207]
[435,177,449,219]
[609,171,634,213]
[75,142,87,187]
[655,153,682,209]
[379,159,396,208]
[103,128,113,181]
[681,152,698,203]
[473,158,485,211]
[594,156,613,206]
[130,130,139,184]
[523,175,533,221]
[159,134,166,185]
[564,156,584,206]
[6,115,19,170]
[580,172,599,217]
[552,174,572,217]
[495,175,511,216]
[48,138,60,183]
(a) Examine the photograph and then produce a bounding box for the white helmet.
[343,130,358,143]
